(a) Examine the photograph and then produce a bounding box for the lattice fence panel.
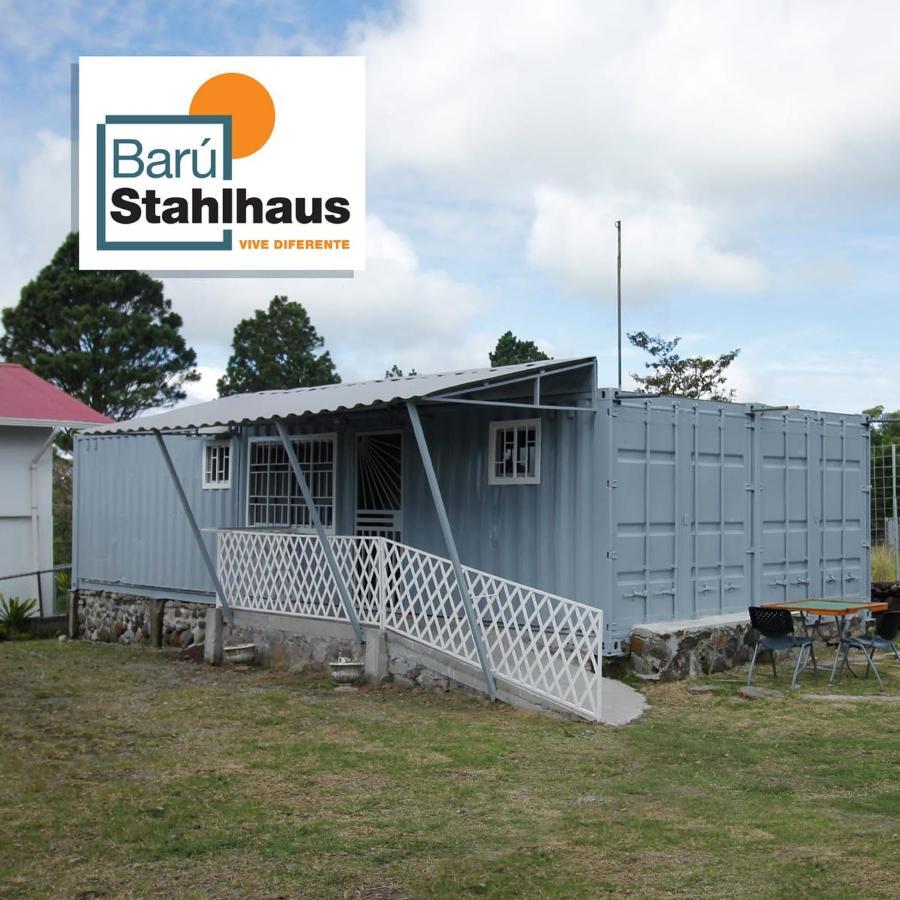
[217,530,381,623]
[382,540,603,720]
[216,531,603,720]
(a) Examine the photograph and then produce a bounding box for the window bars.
[247,435,336,529]
[203,440,231,489]
[488,419,541,485]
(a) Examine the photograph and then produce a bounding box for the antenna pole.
[615,220,622,390]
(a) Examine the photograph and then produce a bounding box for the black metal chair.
[841,610,900,691]
[747,606,817,690]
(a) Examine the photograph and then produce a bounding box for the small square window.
[203,440,231,489]
[488,419,540,485]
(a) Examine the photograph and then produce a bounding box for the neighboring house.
[71,358,869,719]
[0,364,111,615]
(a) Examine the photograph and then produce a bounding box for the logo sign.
[78,56,365,273]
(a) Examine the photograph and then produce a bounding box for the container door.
[612,401,678,627]
[685,406,752,616]
[756,415,815,605]
[819,418,868,600]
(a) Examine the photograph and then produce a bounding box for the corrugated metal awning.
[86,357,596,435]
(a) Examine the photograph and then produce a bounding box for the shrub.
[871,544,897,583]
[0,594,38,635]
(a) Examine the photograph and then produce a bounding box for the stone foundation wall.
[223,609,360,671]
[75,590,207,649]
[629,618,756,680]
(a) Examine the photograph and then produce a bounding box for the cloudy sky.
[1,0,899,413]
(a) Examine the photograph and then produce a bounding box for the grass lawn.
[0,641,897,899]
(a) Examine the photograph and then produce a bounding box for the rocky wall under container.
[74,589,207,649]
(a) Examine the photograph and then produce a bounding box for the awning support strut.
[153,430,234,625]
[406,401,497,701]
[274,420,364,643]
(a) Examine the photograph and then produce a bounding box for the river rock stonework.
[629,618,755,680]
[75,590,207,648]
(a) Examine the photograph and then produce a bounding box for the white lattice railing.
[215,530,603,720]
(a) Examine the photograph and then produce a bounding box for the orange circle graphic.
[189,72,275,159]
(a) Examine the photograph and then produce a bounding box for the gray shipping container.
[73,359,870,654]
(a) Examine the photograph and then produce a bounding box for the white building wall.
[0,425,55,615]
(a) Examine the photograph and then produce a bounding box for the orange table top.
[763,599,888,616]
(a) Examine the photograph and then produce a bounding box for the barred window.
[489,419,541,485]
[247,435,336,530]
[202,440,231,489]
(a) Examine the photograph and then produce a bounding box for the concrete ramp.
[598,677,646,726]
[386,631,646,725]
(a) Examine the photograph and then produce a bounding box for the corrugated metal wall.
[74,432,244,600]
[601,394,870,651]
[401,403,600,607]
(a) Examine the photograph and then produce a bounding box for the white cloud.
[356,0,900,195]
[352,0,900,295]
[166,216,486,383]
[527,186,765,298]
[0,129,70,309]
[186,365,225,404]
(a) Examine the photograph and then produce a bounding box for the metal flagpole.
[616,220,622,390]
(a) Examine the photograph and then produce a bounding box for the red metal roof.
[0,363,112,426]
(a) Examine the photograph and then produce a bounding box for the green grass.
[0,642,898,899]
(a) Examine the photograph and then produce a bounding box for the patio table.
[763,599,888,683]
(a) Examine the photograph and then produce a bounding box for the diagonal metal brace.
[406,401,497,701]
[153,430,234,625]
[274,420,364,643]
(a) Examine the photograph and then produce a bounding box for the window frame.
[244,432,338,533]
[201,438,232,490]
[488,418,541,486]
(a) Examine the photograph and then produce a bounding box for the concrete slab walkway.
[599,676,647,726]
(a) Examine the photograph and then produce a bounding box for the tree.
[0,232,199,420]
[217,295,340,397]
[384,365,418,379]
[864,406,900,447]
[489,331,550,367]
[628,331,739,401]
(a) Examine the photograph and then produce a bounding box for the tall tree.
[489,331,550,367]
[628,331,739,401]
[217,295,340,397]
[864,406,900,447]
[0,232,199,420]
[384,364,418,379]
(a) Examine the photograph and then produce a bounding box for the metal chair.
[747,606,817,690]
[841,610,900,691]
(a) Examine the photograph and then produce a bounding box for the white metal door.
[355,432,403,541]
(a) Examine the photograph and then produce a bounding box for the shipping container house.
[74,356,870,662]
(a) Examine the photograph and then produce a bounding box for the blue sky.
[1,0,899,413]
